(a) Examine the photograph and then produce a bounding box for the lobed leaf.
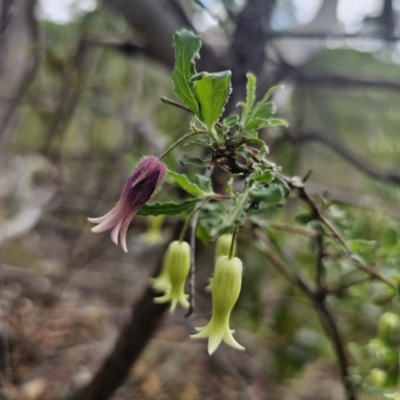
[172,30,201,115]
[168,170,212,196]
[137,198,200,216]
[192,71,232,131]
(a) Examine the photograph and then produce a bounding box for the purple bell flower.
[88,156,166,252]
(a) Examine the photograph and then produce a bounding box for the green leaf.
[252,86,282,115]
[296,213,314,224]
[240,73,256,125]
[137,198,199,216]
[193,174,213,193]
[223,115,239,128]
[179,154,211,168]
[183,136,211,148]
[255,170,275,183]
[250,176,290,204]
[273,175,290,198]
[249,186,285,203]
[269,118,288,127]
[168,170,211,196]
[192,71,232,131]
[245,103,275,130]
[172,30,201,114]
[214,190,250,234]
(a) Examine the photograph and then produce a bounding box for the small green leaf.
[137,198,200,216]
[193,174,213,193]
[296,213,314,224]
[225,177,234,196]
[183,137,211,148]
[192,71,232,131]
[216,190,250,233]
[250,176,290,204]
[240,73,256,125]
[269,118,288,127]
[273,175,290,198]
[172,30,201,114]
[249,186,284,203]
[252,86,282,115]
[223,115,239,128]
[168,170,211,196]
[245,103,276,131]
[179,154,211,168]
[255,170,275,183]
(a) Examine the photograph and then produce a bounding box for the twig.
[264,220,318,238]
[185,210,199,317]
[0,0,22,40]
[255,229,357,400]
[160,97,223,128]
[161,97,194,115]
[285,130,400,186]
[159,131,206,160]
[315,234,325,288]
[266,31,400,42]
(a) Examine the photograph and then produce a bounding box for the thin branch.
[0,0,22,40]
[301,73,400,95]
[284,130,400,186]
[255,229,357,400]
[266,32,400,42]
[315,234,325,288]
[185,210,199,317]
[64,222,184,400]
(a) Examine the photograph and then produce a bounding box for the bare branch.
[285,130,400,186]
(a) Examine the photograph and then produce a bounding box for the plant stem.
[228,225,239,259]
[159,131,206,161]
[179,199,207,243]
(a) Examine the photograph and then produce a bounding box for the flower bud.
[377,312,400,344]
[192,255,244,355]
[367,368,387,388]
[154,241,190,312]
[215,234,236,258]
[205,234,236,292]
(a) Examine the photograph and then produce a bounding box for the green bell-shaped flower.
[153,240,190,312]
[151,256,171,293]
[192,255,244,355]
[206,234,236,292]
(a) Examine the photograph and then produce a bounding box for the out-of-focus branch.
[102,0,222,71]
[230,0,276,107]
[283,130,400,186]
[64,287,168,400]
[300,73,400,94]
[0,0,40,143]
[256,229,357,400]
[41,37,95,157]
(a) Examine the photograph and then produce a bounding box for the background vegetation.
[1,0,400,399]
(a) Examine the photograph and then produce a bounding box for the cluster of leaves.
[140,29,289,242]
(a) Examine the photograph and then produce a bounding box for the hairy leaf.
[168,170,212,196]
[179,154,211,168]
[172,30,201,114]
[192,71,232,131]
[137,198,200,216]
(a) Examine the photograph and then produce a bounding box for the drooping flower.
[88,156,166,252]
[192,255,244,355]
[154,240,190,312]
[206,233,236,292]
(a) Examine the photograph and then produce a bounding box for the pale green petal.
[153,293,170,304]
[191,326,210,339]
[223,328,245,351]
[208,331,224,355]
